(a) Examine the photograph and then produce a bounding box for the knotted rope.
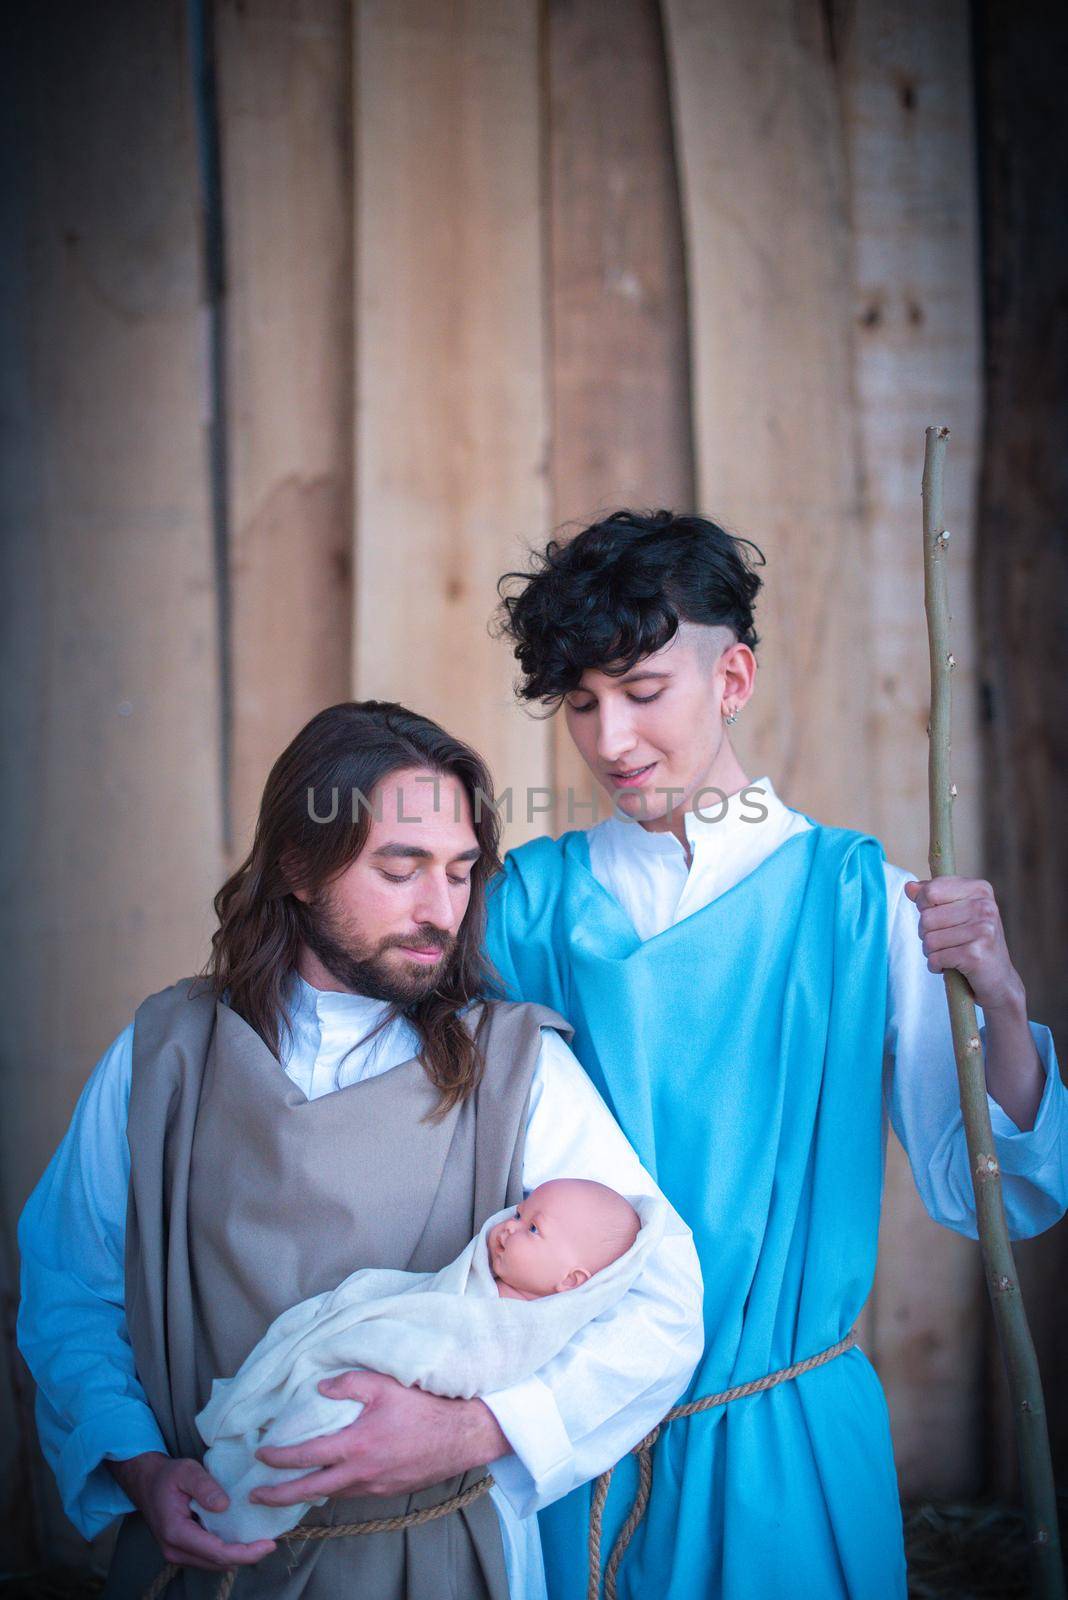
[585,1329,857,1600]
[141,1472,494,1599]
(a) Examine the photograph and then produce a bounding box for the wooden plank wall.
[662,0,875,836]
[546,0,695,828]
[353,0,551,842]
[2,0,1063,1568]
[975,0,1068,1493]
[835,0,985,1496]
[662,0,987,1495]
[215,0,354,861]
[0,0,225,1565]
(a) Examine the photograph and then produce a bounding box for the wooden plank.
[975,0,1068,1496]
[546,0,694,830]
[664,0,988,1492]
[215,0,355,860]
[0,0,223,1563]
[661,0,874,833]
[662,0,876,1354]
[354,0,550,847]
[834,0,985,1497]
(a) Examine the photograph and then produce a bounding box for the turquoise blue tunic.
[484,823,908,1599]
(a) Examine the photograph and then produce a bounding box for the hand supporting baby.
[249,1370,506,1510]
[249,1181,641,1513]
[196,1179,654,1541]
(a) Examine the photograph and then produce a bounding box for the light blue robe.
[484,822,908,1600]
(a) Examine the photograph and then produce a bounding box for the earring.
[723,706,739,726]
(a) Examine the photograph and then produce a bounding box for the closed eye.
[568,691,665,715]
[380,871,472,886]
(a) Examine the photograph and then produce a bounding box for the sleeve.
[16,1023,169,1538]
[478,1028,704,1516]
[883,863,1068,1241]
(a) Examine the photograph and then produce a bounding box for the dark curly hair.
[495,509,765,706]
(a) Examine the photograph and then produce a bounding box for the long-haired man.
[19,699,702,1600]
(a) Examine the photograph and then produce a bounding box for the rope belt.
[143,1328,855,1600]
[586,1328,857,1600]
[142,1473,495,1600]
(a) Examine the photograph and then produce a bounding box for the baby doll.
[489,1178,640,1299]
[194,1179,659,1544]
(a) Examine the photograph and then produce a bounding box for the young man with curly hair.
[487,509,1067,1600]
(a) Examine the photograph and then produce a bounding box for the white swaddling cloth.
[194,1193,668,1543]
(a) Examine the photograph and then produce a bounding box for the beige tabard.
[103,977,572,1600]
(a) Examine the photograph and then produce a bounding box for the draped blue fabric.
[484,824,907,1599]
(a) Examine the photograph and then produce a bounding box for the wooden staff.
[921,425,1064,1598]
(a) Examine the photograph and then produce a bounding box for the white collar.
[596,777,786,858]
[287,971,396,1034]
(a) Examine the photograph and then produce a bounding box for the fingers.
[907,877,994,911]
[918,898,991,935]
[250,1463,358,1507]
[909,878,1024,1010]
[920,915,997,947]
[923,940,984,974]
[255,1373,376,1469]
[154,1459,274,1571]
[163,1535,278,1571]
[175,1459,229,1513]
[923,920,996,957]
[917,893,1000,970]
[318,1370,374,1401]
[255,1431,347,1471]
[160,1510,276,1570]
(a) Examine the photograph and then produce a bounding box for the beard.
[296,889,457,1006]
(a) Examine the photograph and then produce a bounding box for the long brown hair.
[201,701,503,1116]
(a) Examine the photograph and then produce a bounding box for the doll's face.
[487,1179,640,1298]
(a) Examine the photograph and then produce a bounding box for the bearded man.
[18,700,702,1600]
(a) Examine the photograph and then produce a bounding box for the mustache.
[385,930,453,954]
